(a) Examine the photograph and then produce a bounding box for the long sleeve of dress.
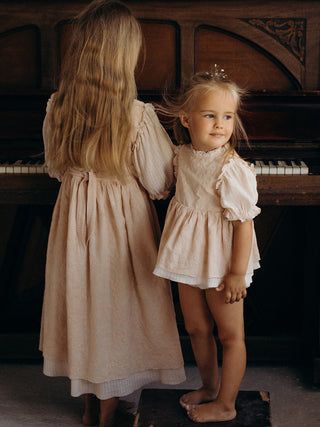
[216,157,261,222]
[132,102,175,200]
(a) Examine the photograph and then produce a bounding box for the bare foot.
[187,400,236,423]
[82,394,99,426]
[179,386,219,410]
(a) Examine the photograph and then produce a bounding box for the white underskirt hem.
[43,358,186,400]
[153,261,260,289]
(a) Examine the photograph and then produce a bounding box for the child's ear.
[179,111,189,128]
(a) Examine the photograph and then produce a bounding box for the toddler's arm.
[217,219,253,304]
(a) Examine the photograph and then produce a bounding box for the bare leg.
[178,283,220,410]
[188,289,246,422]
[99,397,119,427]
[82,394,99,426]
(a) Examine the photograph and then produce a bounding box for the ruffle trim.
[153,263,260,289]
[43,358,186,400]
[223,205,261,222]
[149,189,171,201]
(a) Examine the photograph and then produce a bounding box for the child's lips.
[210,133,224,137]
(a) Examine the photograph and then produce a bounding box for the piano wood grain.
[257,175,320,205]
[1,174,320,206]
[0,174,59,204]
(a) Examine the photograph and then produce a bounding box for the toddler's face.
[180,88,236,152]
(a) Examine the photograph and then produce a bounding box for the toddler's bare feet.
[187,400,236,423]
[82,394,99,426]
[179,386,219,410]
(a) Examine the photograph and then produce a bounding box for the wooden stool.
[135,389,271,426]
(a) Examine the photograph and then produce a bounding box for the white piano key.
[274,160,285,174]
[291,160,301,175]
[12,159,23,173]
[278,160,291,175]
[37,163,46,173]
[4,160,16,173]
[261,160,270,175]
[33,161,45,173]
[0,161,7,173]
[20,163,30,173]
[283,160,294,175]
[268,160,278,175]
[26,161,38,174]
[253,160,263,174]
[0,158,47,174]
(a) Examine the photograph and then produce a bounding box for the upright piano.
[0,0,319,384]
[1,91,320,205]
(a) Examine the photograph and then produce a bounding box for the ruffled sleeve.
[42,93,65,181]
[216,157,261,222]
[132,101,175,199]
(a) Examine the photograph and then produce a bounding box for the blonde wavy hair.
[47,0,142,180]
[159,70,248,157]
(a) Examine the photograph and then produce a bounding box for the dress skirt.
[39,171,185,399]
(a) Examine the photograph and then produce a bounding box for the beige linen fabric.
[154,144,261,288]
[39,99,185,399]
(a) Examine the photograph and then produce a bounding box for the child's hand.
[216,273,247,304]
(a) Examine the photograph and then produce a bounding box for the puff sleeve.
[42,94,65,181]
[216,157,261,222]
[132,102,175,199]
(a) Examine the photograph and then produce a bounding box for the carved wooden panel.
[0,26,41,89]
[195,26,300,91]
[56,20,74,80]
[57,19,179,92]
[242,18,306,65]
[136,20,179,91]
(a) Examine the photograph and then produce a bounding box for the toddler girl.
[154,69,260,423]
[39,2,185,426]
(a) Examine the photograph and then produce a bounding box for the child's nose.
[214,118,223,129]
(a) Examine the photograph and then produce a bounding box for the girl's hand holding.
[216,273,247,304]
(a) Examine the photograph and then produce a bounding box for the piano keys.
[0,157,47,174]
[247,159,309,175]
[0,156,311,176]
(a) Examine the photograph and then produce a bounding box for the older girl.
[39,2,185,426]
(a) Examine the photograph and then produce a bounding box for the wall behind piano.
[0,1,320,364]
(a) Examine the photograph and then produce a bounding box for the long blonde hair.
[47,0,142,180]
[159,70,248,157]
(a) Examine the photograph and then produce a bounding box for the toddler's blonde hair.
[159,70,248,156]
[47,0,142,180]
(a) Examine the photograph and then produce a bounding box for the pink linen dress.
[153,144,261,289]
[39,98,186,399]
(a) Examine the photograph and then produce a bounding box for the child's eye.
[204,114,214,118]
[224,115,233,120]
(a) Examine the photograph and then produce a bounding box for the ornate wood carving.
[241,18,306,64]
